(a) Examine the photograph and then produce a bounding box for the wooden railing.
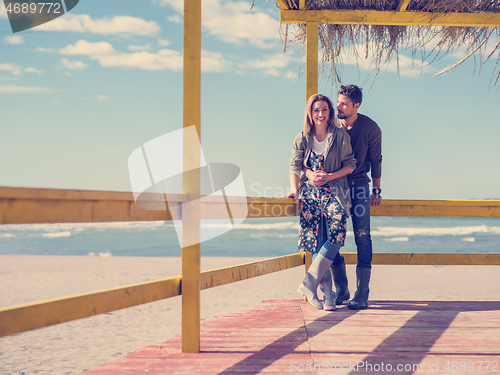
[2,187,500,224]
[0,253,307,338]
[1,186,499,339]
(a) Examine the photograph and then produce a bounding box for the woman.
[285,94,356,310]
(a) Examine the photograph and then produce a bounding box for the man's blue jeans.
[333,185,372,269]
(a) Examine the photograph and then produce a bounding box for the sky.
[1,0,499,200]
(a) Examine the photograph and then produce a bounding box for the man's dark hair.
[338,85,363,105]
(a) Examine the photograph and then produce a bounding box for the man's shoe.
[332,259,350,305]
[347,266,371,310]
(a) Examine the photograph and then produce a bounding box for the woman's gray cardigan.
[289,125,357,216]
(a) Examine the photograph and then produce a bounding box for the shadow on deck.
[82,299,500,374]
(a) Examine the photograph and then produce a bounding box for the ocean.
[1,217,499,257]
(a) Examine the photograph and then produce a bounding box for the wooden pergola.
[276,0,500,98]
[2,0,500,357]
[180,0,500,353]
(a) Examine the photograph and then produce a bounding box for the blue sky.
[1,0,499,200]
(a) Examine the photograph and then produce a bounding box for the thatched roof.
[278,0,500,86]
[281,0,500,12]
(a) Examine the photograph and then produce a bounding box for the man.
[332,84,382,310]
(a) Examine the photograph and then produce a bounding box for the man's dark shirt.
[346,114,382,186]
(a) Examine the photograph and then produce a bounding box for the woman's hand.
[284,188,298,202]
[306,168,329,188]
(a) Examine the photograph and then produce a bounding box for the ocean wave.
[88,252,113,257]
[42,231,72,238]
[0,221,168,233]
[384,237,409,242]
[238,222,300,230]
[200,221,300,231]
[0,233,15,239]
[461,237,476,242]
[249,233,297,239]
[372,225,500,237]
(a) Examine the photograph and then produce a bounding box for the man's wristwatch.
[372,188,382,195]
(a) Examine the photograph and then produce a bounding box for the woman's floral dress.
[298,151,347,253]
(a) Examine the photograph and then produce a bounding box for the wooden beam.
[0,276,182,338]
[280,9,500,27]
[200,253,306,289]
[275,0,289,10]
[306,21,318,100]
[0,187,300,224]
[0,253,306,338]
[370,199,500,218]
[2,188,500,222]
[397,0,410,12]
[0,187,178,224]
[342,252,500,266]
[3,250,500,339]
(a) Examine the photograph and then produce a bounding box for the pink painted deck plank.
[82,300,500,374]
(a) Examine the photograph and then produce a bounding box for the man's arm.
[371,177,381,206]
[368,124,382,207]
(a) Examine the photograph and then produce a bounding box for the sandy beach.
[1,255,500,375]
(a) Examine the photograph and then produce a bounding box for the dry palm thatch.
[279,0,500,86]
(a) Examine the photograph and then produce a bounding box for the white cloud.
[98,49,183,71]
[56,39,292,75]
[0,63,22,76]
[157,39,171,47]
[337,44,436,77]
[246,54,291,70]
[0,84,57,93]
[242,54,294,76]
[0,3,6,18]
[82,94,111,101]
[58,40,183,71]
[128,44,151,52]
[204,0,280,48]
[202,49,232,72]
[35,14,161,36]
[36,47,56,53]
[24,67,42,74]
[167,15,182,24]
[0,63,42,76]
[58,40,116,56]
[4,36,24,45]
[60,58,89,70]
[56,40,278,75]
[158,0,280,49]
[158,0,183,13]
[384,54,435,77]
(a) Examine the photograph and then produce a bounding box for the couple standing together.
[286,85,382,311]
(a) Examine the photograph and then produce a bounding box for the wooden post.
[304,251,312,274]
[182,0,201,353]
[306,21,318,100]
[303,251,312,301]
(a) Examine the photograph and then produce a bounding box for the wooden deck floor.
[82,299,500,374]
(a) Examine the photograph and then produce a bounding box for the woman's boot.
[298,253,333,309]
[332,258,350,305]
[347,266,371,310]
[320,269,336,311]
